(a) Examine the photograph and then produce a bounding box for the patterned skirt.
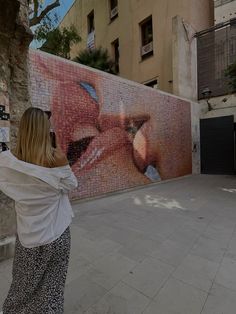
[3,227,71,314]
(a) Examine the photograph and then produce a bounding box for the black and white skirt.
[3,227,71,314]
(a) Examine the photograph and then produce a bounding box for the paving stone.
[143,277,207,314]
[123,257,174,298]
[64,274,108,313]
[85,282,150,314]
[215,257,236,291]
[172,254,219,292]
[201,283,236,314]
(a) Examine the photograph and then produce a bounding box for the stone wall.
[0,0,32,260]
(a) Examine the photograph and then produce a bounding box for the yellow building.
[60,0,214,94]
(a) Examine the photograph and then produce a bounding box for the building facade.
[60,0,214,95]
[196,2,236,176]
[214,0,236,24]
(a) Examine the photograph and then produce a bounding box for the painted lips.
[71,127,133,174]
[32,51,192,198]
[51,81,153,178]
[35,53,157,181]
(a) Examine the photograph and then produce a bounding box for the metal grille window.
[197,19,236,99]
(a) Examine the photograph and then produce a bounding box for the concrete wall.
[200,93,236,120]
[191,102,201,174]
[172,16,198,101]
[60,0,214,95]
[215,0,236,24]
[29,50,200,199]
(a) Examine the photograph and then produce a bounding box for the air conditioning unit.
[110,6,118,19]
[141,41,153,56]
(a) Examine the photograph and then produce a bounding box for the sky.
[44,0,75,23]
[31,0,75,48]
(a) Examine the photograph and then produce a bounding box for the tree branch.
[30,0,60,27]
[33,0,39,19]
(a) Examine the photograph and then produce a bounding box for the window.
[87,10,95,34]
[145,79,159,89]
[87,10,95,49]
[87,10,95,50]
[112,39,120,73]
[110,0,118,21]
[140,16,153,59]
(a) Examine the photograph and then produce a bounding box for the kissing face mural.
[29,50,192,199]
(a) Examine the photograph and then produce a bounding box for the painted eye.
[125,117,147,135]
[79,82,98,103]
[126,126,138,135]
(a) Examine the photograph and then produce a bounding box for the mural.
[29,50,192,199]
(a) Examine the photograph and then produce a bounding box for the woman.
[0,107,78,314]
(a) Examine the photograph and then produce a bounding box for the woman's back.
[0,150,78,248]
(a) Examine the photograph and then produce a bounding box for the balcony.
[87,30,95,50]
[110,6,118,20]
[141,41,153,58]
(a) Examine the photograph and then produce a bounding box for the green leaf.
[73,47,117,74]
[39,25,81,59]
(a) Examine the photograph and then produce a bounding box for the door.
[200,115,235,174]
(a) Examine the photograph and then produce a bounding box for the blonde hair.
[15,107,55,167]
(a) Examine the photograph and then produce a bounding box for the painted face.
[31,52,192,198]
[49,79,152,197]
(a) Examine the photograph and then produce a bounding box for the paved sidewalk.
[1,175,236,313]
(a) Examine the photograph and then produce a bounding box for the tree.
[29,1,81,59]
[73,48,117,74]
[29,0,60,27]
[225,62,236,91]
[29,0,61,48]
[38,25,81,59]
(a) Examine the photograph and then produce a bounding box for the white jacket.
[0,151,78,248]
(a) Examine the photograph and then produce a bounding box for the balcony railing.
[141,41,153,57]
[87,30,95,50]
[110,6,118,19]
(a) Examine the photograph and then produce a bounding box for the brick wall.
[29,50,193,199]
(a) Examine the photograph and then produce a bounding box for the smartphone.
[50,131,57,148]
[44,111,57,148]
